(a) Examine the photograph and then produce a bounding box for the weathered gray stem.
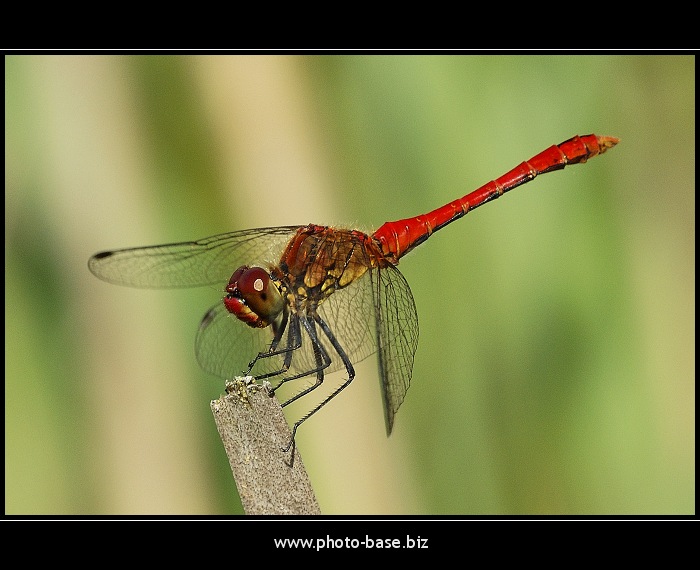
[210,379,321,515]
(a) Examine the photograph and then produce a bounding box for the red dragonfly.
[89,134,618,450]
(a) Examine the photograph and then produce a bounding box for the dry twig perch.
[210,378,321,515]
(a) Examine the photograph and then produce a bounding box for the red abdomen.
[373,134,619,264]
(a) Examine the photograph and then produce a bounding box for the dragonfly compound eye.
[224,266,285,328]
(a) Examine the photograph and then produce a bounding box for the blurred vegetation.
[5,55,694,515]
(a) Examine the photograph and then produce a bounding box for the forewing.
[88,226,301,288]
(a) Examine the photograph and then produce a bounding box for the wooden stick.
[210,378,321,515]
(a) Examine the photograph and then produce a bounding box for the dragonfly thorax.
[224,266,287,332]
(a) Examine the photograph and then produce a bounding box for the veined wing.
[371,264,419,435]
[88,226,302,288]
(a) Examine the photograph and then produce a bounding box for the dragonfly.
[89,133,619,451]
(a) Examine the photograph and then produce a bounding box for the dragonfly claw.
[281,423,300,454]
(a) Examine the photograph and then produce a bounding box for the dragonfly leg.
[276,316,331,406]
[279,316,335,452]
[246,314,301,381]
[281,314,356,452]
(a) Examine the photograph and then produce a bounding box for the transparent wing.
[88,226,302,288]
[312,271,379,373]
[371,264,419,435]
[195,302,283,379]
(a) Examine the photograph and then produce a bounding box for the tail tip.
[598,135,620,153]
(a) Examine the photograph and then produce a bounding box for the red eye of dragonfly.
[88,134,619,452]
[224,266,285,330]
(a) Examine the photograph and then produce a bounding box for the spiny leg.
[281,317,331,452]
[278,316,331,407]
[283,313,356,452]
[247,313,301,381]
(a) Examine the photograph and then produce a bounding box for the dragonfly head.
[224,266,286,330]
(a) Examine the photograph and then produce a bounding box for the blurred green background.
[5,55,694,515]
